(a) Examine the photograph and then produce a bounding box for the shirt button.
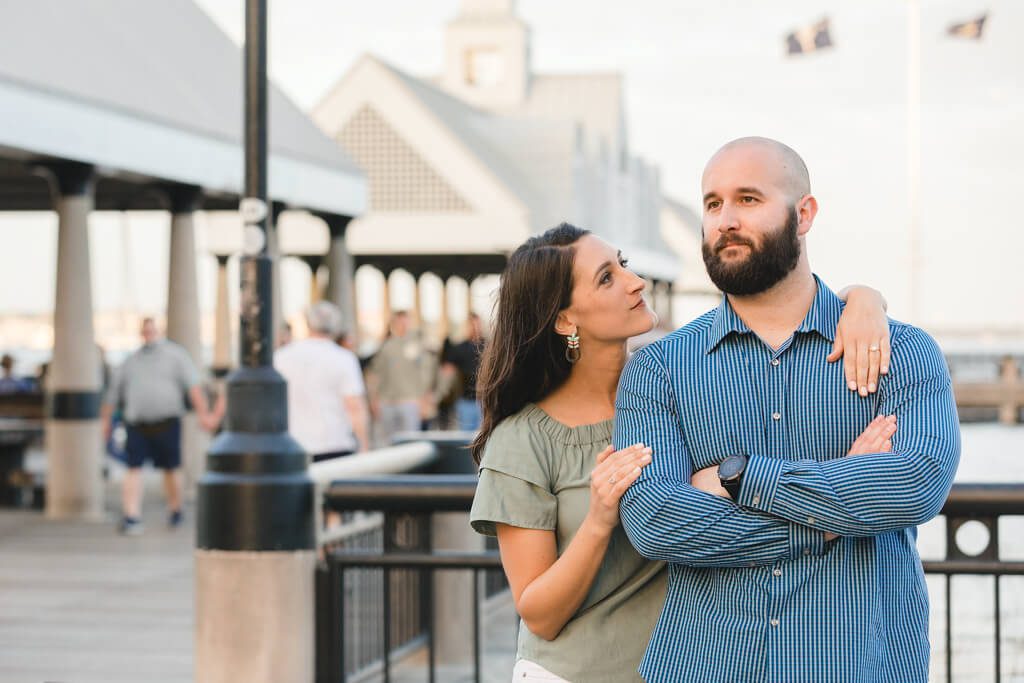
[752,495,761,506]
[803,547,811,556]
[772,412,781,421]
[807,517,816,525]
[773,568,782,577]
[771,359,781,366]
[770,618,780,627]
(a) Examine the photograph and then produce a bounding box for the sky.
[0,0,1021,345]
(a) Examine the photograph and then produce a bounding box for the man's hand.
[691,465,730,499]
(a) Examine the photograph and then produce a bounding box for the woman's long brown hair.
[470,223,590,464]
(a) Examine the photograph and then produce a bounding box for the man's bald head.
[705,137,810,201]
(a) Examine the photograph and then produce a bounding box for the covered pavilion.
[0,0,366,521]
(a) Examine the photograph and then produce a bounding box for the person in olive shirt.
[367,311,434,445]
[468,224,891,682]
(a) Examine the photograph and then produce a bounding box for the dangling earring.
[565,330,581,363]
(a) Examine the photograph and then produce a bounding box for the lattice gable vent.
[337,104,472,213]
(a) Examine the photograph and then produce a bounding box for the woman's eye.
[619,258,630,269]
[600,272,612,285]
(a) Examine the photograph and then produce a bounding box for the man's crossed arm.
[614,329,960,567]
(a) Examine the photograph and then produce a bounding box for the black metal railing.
[316,478,1024,683]
[316,474,508,683]
[921,483,1024,682]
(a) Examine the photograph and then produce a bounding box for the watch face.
[719,455,746,480]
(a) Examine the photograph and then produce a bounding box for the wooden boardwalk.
[0,494,194,683]
[0,472,516,683]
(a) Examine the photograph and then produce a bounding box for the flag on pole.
[947,13,987,39]
[785,17,833,55]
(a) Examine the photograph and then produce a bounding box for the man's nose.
[717,203,740,232]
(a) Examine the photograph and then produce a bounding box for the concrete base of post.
[44,420,104,520]
[195,549,316,683]
[431,511,485,666]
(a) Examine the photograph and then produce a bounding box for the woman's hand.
[847,415,897,456]
[588,443,652,532]
[829,286,891,397]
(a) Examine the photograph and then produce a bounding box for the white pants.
[512,659,570,682]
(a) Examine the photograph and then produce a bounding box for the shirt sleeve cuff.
[788,522,827,558]
[736,454,785,513]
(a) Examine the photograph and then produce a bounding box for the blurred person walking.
[275,302,369,460]
[102,317,220,535]
[441,313,485,431]
[0,353,35,394]
[368,311,433,445]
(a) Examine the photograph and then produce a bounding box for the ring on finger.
[869,344,880,352]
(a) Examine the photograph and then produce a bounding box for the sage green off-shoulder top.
[469,403,667,683]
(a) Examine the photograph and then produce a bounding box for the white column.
[212,255,232,377]
[412,273,423,331]
[166,185,205,491]
[465,276,475,319]
[268,203,285,341]
[381,269,393,339]
[44,162,103,521]
[437,275,450,344]
[323,215,357,341]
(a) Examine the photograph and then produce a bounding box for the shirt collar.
[704,275,841,354]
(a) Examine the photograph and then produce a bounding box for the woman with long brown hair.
[469,224,894,682]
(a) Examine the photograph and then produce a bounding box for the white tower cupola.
[440,0,531,110]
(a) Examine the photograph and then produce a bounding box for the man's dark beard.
[701,207,801,296]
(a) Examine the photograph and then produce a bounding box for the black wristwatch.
[718,454,748,502]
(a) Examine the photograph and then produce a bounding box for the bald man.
[614,138,960,682]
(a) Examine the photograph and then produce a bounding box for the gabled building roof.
[0,0,364,216]
[381,59,578,229]
[316,55,578,232]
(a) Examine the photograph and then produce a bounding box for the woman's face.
[561,235,657,344]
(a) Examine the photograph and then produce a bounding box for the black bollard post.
[194,1,315,681]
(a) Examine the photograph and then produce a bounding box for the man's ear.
[553,310,576,337]
[796,194,818,237]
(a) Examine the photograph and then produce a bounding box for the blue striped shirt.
[614,277,960,683]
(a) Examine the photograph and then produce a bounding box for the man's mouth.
[717,240,752,253]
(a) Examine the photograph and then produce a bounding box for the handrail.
[324,474,477,513]
[310,442,438,547]
[941,483,1024,516]
[308,442,438,485]
[322,478,1024,517]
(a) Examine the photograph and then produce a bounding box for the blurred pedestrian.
[277,322,293,348]
[367,311,432,445]
[441,313,484,431]
[0,353,33,394]
[275,302,369,460]
[102,317,220,535]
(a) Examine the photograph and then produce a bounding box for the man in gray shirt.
[102,318,219,535]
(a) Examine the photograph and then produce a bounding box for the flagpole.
[907,0,922,322]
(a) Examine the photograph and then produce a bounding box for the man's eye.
[741,196,757,203]
[706,200,721,210]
